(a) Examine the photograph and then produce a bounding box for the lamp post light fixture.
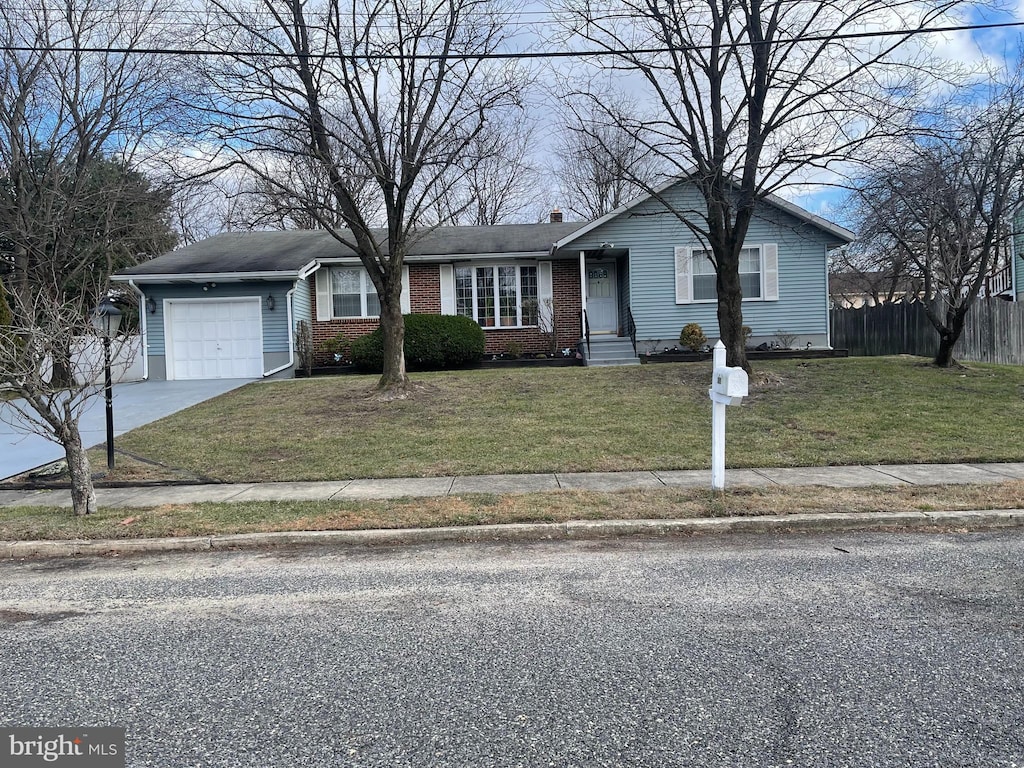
[91,297,123,471]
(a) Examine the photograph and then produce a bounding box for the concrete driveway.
[0,378,254,480]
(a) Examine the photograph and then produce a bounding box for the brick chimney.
[549,207,563,223]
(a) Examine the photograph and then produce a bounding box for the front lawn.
[89,356,1024,483]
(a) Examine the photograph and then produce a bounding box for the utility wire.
[0,19,1021,60]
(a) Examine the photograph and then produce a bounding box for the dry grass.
[67,356,1024,483]
[2,480,1021,541]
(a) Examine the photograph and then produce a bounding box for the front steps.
[584,336,641,366]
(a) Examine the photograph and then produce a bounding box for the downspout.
[263,285,297,377]
[126,279,149,381]
[825,246,833,349]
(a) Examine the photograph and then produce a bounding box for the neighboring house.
[113,178,853,380]
[829,271,922,309]
[1012,207,1024,302]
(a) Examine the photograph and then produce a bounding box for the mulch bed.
[640,348,850,364]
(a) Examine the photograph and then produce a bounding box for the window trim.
[454,262,540,329]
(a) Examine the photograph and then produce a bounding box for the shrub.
[679,322,707,351]
[320,331,353,364]
[350,314,485,372]
[774,329,797,349]
[742,325,753,345]
[295,320,314,373]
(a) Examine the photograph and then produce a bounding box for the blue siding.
[140,280,297,356]
[556,183,838,342]
[293,277,312,326]
[1015,220,1024,300]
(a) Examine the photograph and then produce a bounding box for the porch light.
[145,296,156,314]
[266,292,276,311]
[91,296,123,338]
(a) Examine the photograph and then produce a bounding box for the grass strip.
[2,480,1022,541]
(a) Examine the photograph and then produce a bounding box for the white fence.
[73,334,144,384]
[34,335,145,385]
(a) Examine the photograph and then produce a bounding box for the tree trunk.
[934,333,956,367]
[928,299,965,368]
[62,425,97,516]
[376,274,409,396]
[933,312,965,367]
[715,262,750,372]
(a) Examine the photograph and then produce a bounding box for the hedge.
[350,314,485,372]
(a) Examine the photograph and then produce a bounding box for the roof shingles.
[118,222,588,277]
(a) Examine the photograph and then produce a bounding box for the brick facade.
[311,260,583,363]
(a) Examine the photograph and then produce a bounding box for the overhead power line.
[0,19,1021,60]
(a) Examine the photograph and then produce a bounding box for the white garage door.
[166,299,264,380]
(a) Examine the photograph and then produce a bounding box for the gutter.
[126,279,149,381]
[112,270,302,283]
[263,284,297,378]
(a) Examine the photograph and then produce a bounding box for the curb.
[2,508,1021,559]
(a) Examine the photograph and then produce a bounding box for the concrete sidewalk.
[2,461,1023,510]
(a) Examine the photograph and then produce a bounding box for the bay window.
[455,264,538,327]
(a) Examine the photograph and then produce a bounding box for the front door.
[587,261,618,334]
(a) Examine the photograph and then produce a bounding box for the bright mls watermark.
[1,728,125,767]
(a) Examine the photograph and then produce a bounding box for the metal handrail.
[625,306,637,356]
[583,309,591,355]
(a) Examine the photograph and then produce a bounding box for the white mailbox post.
[708,340,748,490]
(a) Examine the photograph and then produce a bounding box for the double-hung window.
[454,264,538,327]
[330,267,380,318]
[691,247,763,301]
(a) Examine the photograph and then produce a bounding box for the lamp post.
[91,297,123,471]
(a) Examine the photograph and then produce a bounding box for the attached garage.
[164,298,264,380]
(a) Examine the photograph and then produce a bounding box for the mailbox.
[708,340,747,490]
[711,366,748,405]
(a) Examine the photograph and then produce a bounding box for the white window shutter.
[675,247,692,304]
[400,266,411,313]
[763,243,779,301]
[315,267,332,321]
[538,261,554,327]
[439,264,456,314]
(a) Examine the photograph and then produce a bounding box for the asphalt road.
[1,531,1022,767]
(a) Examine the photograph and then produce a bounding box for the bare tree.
[0,0,179,514]
[555,100,662,219]
[197,0,529,396]
[849,71,1024,366]
[432,118,546,226]
[560,0,963,369]
[0,290,129,514]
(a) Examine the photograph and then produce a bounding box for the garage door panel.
[167,299,263,380]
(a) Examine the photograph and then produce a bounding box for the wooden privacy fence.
[831,299,1024,366]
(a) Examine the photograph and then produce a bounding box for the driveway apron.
[0,379,254,480]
